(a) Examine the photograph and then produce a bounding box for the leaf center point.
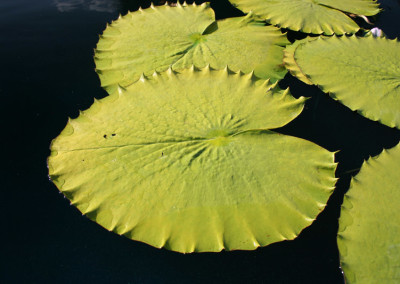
[206,129,231,146]
[189,33,207,44]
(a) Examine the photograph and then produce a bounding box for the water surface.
[2,0,400,283]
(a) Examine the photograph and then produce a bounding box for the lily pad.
[227,0,380,35]
[48,67,337,253]
[338,143,400,283]
[284,36,400,129]
[94,2,289,93]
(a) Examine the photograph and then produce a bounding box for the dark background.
[2,0,400,283]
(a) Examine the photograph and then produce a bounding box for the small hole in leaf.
[103,134,107,138]
[112,133,116,136]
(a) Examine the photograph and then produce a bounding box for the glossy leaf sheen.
[228,0,380,35]
[48,68,337,253]
[338,143,400,283]
[285,36,400,129]
[95,3,289,93]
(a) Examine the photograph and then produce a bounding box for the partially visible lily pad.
[48,67,337,253]
[338,143,400,283]
[228,0,380,35]
[284,36,400,129]
[95,2,289,93]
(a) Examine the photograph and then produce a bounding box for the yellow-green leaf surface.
[48,67,337,253]
[283,37,318,85]
[95,3,289,94]
[338,143,400,283]
[228,0,380,35]
[284,36,400,129]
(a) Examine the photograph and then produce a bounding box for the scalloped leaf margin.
[48,66,337,253]
[227,0,380,35]
[95,2,289,94]
[284,35,400,129]
[338,143,400,283]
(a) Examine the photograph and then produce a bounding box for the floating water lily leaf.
[228,0,380,35]
[94,3,289,93]
[338,143,400,283]
[283,37,318,85]
[48,67,337,253]
[284,36,400,129]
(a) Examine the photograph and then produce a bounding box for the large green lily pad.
[48,67,337,253]
[338,143,400,283]
[228,0,380,35]
[94,2,289,93]
[284,36,400,129]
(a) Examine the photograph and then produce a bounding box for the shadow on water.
[2,0,400,283]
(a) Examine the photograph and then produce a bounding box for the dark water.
[2,0,400,283]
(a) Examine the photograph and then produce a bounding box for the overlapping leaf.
[48,67,337,253]
[95,3,289,93]
[284,36,400,129]
[228,0,380,35]
[338,143,400,283]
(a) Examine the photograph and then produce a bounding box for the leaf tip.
[246,70,255,79]
[139,73,146,82]
[117,84,126,95]
[167,65,173,75]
